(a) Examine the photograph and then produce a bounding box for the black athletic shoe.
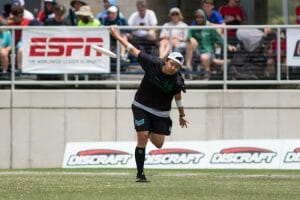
[136,173,150,183]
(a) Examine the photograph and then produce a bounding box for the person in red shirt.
[219,0,246,45]
[7,5,30,70]
[296,1,300,24]
[37,0,56,24]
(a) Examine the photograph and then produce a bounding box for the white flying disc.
[92,45,117,58]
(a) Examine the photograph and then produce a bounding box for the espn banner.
[287,29,300,66]
[62,140,300,169]
[22,28,110,73]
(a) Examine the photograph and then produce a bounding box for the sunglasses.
[171,12,180,16]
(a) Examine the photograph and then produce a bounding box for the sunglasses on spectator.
[171,12,180,16]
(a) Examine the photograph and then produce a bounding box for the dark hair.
[11,5,24,16]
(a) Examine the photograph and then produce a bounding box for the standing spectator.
[219,0,247,45]
[37,0,56,24]
[12,0,34,20]
[75,5,100,26]
[185,9,235,80]
[159,7,188,59]
[128,0,158,53]
[44,4,70,26]
[296,0,300,24]
[102,5,128,58]
[67,0,87,26]
[7,5,30,71]
[0,29,12,73]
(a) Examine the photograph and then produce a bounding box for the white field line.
[0,171,300,179]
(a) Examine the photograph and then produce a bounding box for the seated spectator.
[37,0,56,24]
[159,7,188,59]
[67,0,87,26]
[128,0,158,53]
[102,6,128,59]
[192,0,225,26]
[219,0,247,45]
[185,9,236,80]
[75,5,101,26]
[12,0,34,20]
[97,0,124,24]
[296,0,300,24]
[0,28,12,73]
[44,4,70,26]
[7,5,30,71]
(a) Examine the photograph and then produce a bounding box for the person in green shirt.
[75,5,100,26]
[0,29,12,73]
[185,9,235,80]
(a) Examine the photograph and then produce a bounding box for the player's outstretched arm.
[174,93,188,128]
[110,26,140,57]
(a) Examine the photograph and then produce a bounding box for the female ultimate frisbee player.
[110,27,189,182]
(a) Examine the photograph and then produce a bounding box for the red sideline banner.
[22,28,110,74]
[62,140,300,169]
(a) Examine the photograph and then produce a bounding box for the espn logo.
[29,37,103,57]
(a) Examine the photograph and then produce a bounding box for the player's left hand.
[179,117,188,128]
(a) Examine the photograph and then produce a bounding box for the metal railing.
[0,25,299,90]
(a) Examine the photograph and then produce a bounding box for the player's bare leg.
[149,133,165,149]
[135,131,150,182]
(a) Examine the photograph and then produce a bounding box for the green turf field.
[0,168,299,200]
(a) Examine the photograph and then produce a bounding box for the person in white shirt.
[128,0,157,42]
[12,0,34,20]
[159,7,188,59]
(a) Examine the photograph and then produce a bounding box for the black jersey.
[134,52,185,111]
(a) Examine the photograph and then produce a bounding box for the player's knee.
[153,142,163,149]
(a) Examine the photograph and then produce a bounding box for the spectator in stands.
[159,7,188,59]
[67,0,87,26]
[185,9,236,80]
[102,5,128,59]
[96,0,124,24]
[192,0,225,26]
[219,0,247,45]
[37,0,56,24]
[75,5,100,26]
[7,5,30,71]
[44,4,70,26]
[128,0,158,53]
[0,28,12,73]
[12,0,34,20]
[296,0,300,24]
[1,4,12,21]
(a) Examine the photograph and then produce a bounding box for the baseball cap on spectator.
[167,52,184,67]
[70,0,87,8]
[12,0,25,6]
[169,7,181,16]
[75,5,92,16]
[107,6,118,13]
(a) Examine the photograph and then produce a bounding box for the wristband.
[175,99,183,108]
[179,114,185,118]
[126,43,133,52]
